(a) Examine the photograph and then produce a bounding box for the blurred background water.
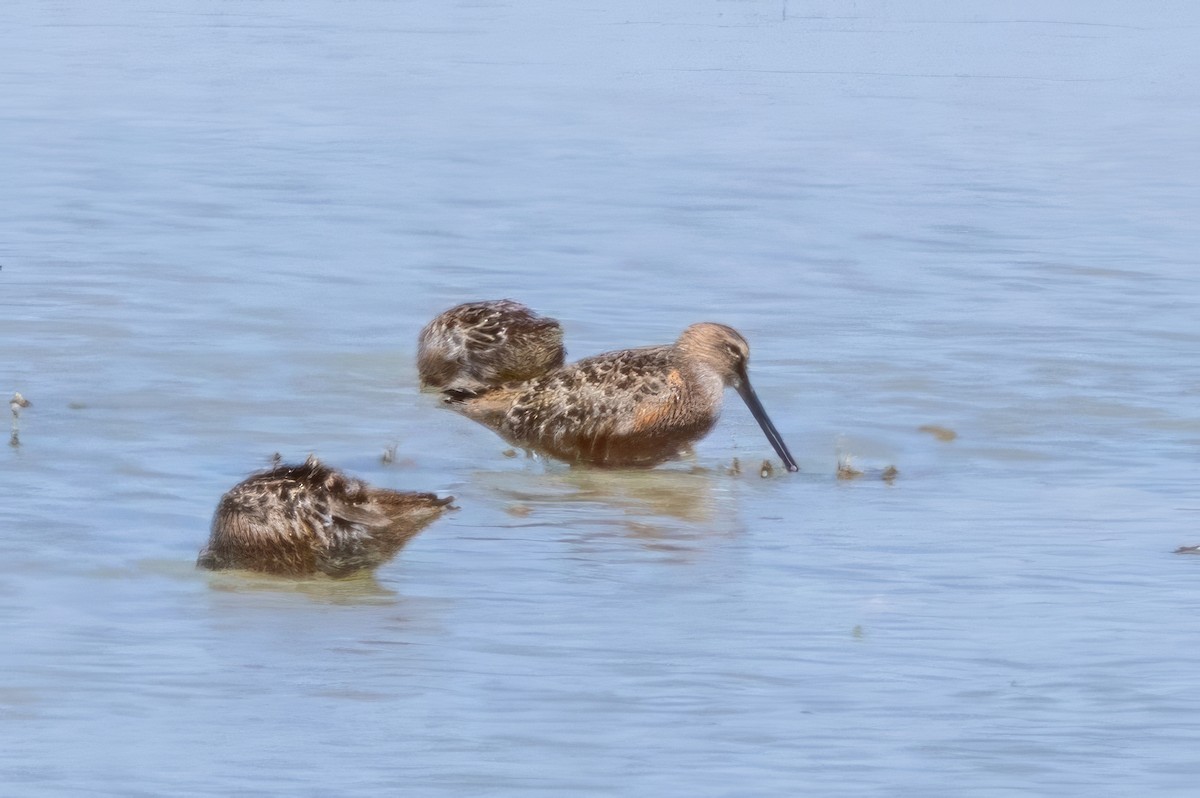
[2,1,1199,795]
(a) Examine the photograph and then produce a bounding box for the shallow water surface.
[3,1,1200,795]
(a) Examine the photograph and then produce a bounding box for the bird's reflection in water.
[473,463,739,560]
[93,558,403,606]
[201,568,399,605]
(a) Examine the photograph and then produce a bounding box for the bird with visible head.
[442,322,798,471]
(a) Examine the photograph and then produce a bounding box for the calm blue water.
[3,1,1199,795]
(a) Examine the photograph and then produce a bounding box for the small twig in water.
[381,442,398,465]
[10,392,31,448]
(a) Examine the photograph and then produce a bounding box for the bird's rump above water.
[198,456,454,577]
[417,299,565,394]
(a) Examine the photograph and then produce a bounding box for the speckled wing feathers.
[418,300,565,393]
[508,347,674,433]
[461,344,714,467]
[199,458,453,577]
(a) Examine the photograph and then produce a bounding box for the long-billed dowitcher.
[418,300,565,393]
[197,456,454,577]
[443,322,799,471]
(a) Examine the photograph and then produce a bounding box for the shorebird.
[418,300,565,394]
[442,322,799,471]
[198,456,454,577]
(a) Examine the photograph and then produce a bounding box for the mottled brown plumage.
[446,323,799,471]
[198,456,454,577]
[418,300,565,393]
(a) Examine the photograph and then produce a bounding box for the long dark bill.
[735,377,799,472]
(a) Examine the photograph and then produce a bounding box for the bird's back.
[418,300,565,393]
[451,344,719,467]
[199,458,453,577]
